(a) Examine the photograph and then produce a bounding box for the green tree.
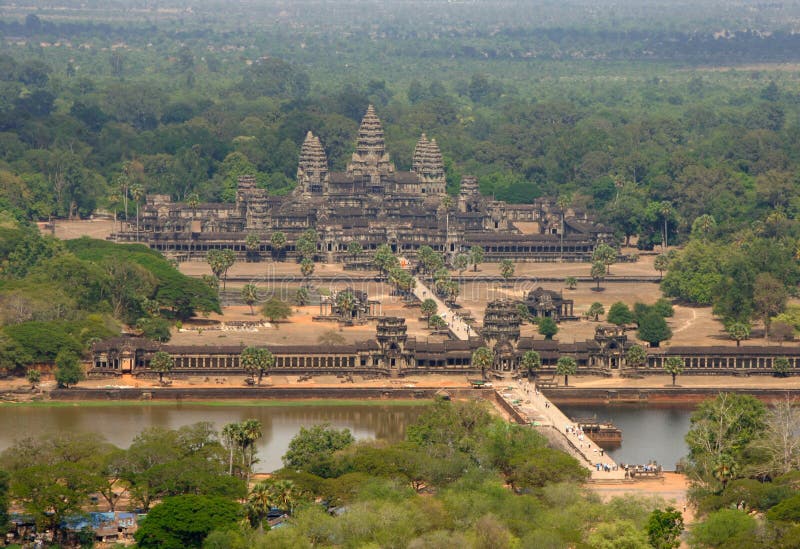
[293,287,310,306]
[300,257,315,285]
[186,192,200,217]
[54,350,83,388]
[134,495,241,549]
[429,314,447,331]
[661,241,723,305]
[565,276,577,290]
[685,394,767,489]
[241,283,259,315]
[591,260,606,291]
[538,317,558,340]
[206,249,236,290]
[471,346,494,378]
[470,245,484,272]
[608,302,635,325]
[726,322,750,347]
[586,520,650,549]
[0,471,6,537]
[691,214,717,240]
[664,357,684,386]
[521,350,541,379]
[240,347,274,385]
[453,253,469,276]
[420,298,438,327]
[283,424,354,477]
[137,317,172,342]
[261,298,292,328]
[500,259,515,282]
[556,356,578,386]
[753,272,787,339]
[271,231,287,261]
[646,507,684,549]
[588,302,605,321]
[149,350,174,383]
[626,344,648,370]
[373,244,399,274]
[296,229,318,260]
[347,241,363,261]
[773,356,790,378]
[247,478,304,528]
[592,243,617,274]
[638,311,672,348]
[689,509,757,549]
[654,254,670,279]
[245,233,261,262]
[26,368,40,389]
[652,298,674,318]
[130,183,145,241]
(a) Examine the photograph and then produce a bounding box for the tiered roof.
[412,133,445,181]
[355,104,386,158]
[297,131,329,195]
[298,131,328,177]
[347,105,394,176]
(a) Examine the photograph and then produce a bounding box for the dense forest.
[1,397,799,548]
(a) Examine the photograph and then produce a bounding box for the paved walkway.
[498,380,625,480]
[407,269,472,341]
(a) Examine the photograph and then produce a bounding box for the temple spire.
[412,133,445,195]
[347,105,394,178]
[297,131,329,196]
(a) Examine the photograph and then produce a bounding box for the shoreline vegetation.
[0,398,435,408]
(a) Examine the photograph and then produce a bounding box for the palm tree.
[658,201,673,249]
[222,422,243,476]
[186,192,200,218]
[472,346,494,379]
[625,344,647,370]
[271,231,287,261]
[556,356,577,386]
[664,356,684,386]
[521,350,541,380]
[149,351,173,384]
[238,419,263,485]
[130,183,145,241]
[241,283,259,315]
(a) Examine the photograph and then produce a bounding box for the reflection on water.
[560,404,695,470]
[0,404,429,472]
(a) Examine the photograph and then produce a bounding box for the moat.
[0,401,694,471]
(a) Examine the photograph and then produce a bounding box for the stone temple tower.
[346,105,396,189]
[412,133,446,196]
[296,131,329,197]
[481,299,522,378]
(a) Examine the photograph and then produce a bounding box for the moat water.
[0,403,429,472]
[560,404,694,470]
[0,402,694,471]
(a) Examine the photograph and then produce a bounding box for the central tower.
[346,105,395,192]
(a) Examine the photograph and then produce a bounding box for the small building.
[523,287,575,322]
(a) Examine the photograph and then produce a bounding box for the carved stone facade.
[117,106,613,263]
[523,287,576,322]
[90,318,800,380]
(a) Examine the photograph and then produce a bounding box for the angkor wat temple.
[90,300,800,381]
[115,106,613,262]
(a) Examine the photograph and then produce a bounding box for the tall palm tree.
[658,201,673,249]
[130,183,145,242]
[221,422,242,476]
[238,419,263,486]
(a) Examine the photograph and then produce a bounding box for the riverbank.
[0,398,434,408]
